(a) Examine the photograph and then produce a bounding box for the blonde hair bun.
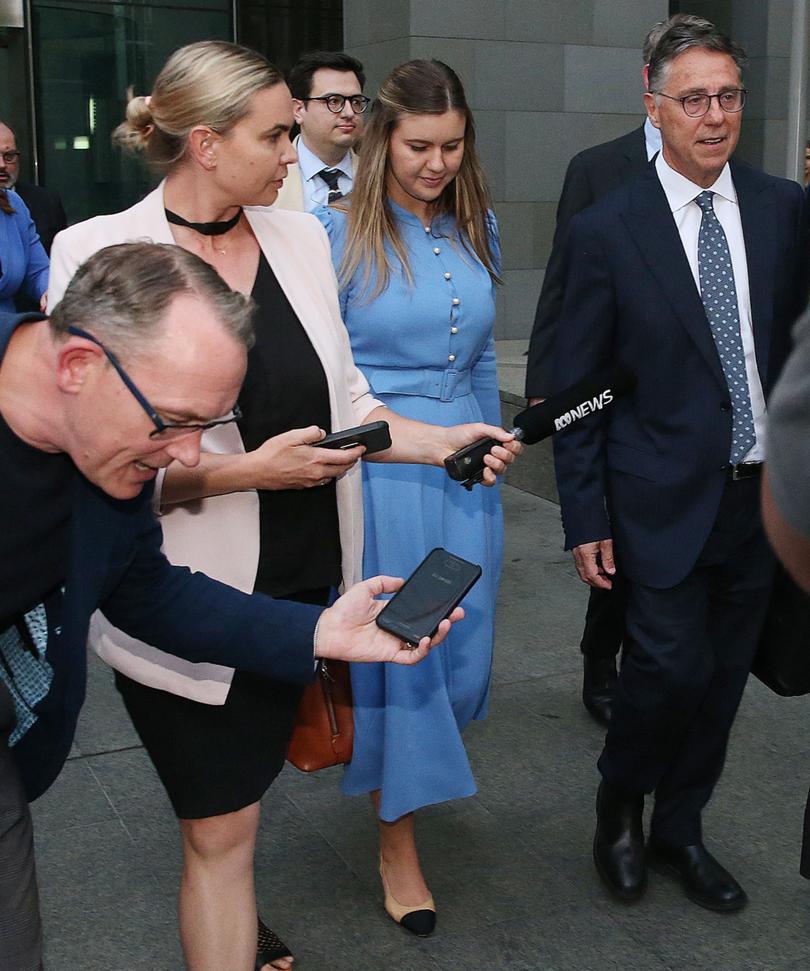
[112,41,283,173]
[113,95,155,153]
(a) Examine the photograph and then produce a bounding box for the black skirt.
[114,586,331,820]
[115,668,304,820]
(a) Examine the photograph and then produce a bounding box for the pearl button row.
[427,231,460,362]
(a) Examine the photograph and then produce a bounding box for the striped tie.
[319,168,343,204]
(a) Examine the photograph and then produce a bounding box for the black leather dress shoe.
[647,838,748,912]
[582,656,617,727]
[593,781,646,901]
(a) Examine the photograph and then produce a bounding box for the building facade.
[1,0,804,339]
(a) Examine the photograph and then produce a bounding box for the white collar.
[655,152,737,213]
[297,137,354,184]
[643,118,662,160]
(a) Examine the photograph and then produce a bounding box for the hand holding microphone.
[445,364,637,489]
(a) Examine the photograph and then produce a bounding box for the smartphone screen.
[376,548,482,645]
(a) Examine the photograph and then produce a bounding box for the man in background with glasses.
[274,51,367,211]
[0,120,67,256]
[0,241,455,971]
[552,18,809,911]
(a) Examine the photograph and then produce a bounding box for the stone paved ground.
[32,482,810,970]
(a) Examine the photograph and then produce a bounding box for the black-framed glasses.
[67,326,241,441]
[655,88,747,117]
[0,151,21,164]
[303,94,370,114]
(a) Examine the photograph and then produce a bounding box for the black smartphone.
[375,548,482,646]
[316,420,391,455]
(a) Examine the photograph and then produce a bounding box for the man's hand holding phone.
[314,575,464,665]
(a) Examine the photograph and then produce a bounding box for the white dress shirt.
[297,138,355,212]
[655,152,765,462]
[644,118,662,161]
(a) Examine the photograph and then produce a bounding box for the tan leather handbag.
[287,660,353,771]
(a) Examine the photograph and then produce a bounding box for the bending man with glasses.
[0,242,462,971]
[274,50,368,211]
[552,17,808,912]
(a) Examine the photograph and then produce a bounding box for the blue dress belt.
[361,366,472,402]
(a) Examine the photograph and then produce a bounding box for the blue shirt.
[297,138,354,212]
[0,191,49,312]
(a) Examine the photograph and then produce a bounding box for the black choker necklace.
[165,207,242,236]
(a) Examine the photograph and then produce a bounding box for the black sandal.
[255,917,293,970]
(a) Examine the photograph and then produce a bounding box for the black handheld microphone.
[444,363,637,490]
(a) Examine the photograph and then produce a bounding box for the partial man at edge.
[761,305,810,883]
[0,120,67,256]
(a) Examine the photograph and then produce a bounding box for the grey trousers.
[0,681,42,971]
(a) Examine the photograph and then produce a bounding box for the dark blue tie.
[694,190,756,464]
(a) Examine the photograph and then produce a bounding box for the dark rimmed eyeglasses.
[655,88,747,117]
[67,326,241,441]
[302,94,370,115]
[1,151,21,164]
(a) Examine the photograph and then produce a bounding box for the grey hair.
[49,242,256,360]
[643,13,714,66]
[648,18,746,95]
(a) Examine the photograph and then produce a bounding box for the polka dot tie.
[694,190,756,463]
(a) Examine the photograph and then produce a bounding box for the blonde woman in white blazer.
[48,41,519,971]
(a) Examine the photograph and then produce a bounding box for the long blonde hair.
[113,40,284,172]
[336,59,500,298]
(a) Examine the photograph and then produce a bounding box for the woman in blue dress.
[317,59,507,937]
[0,188,48,313]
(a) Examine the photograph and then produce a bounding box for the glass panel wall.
[0,24,33,180]
[31,0,232,223]
[238,0,342,74]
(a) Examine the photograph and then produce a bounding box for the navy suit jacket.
[552,159,809,589]
[526,125,650,398]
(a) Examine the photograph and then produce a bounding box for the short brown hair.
[288,51,365,100]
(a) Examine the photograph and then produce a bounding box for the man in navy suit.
[0,242,456,970]
[553,19,808,911]
[526,14,713,728]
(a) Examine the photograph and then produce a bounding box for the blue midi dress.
[316,201,504,821]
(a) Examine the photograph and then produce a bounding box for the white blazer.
[48,183,382,703]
